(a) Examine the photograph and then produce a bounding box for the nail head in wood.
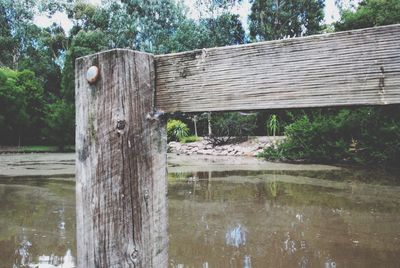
[86,66,99,84]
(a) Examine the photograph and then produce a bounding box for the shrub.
[167,119,189,142]
[207,112,257,146]
[259,106,400,166]
[180,135,200,143]
[266,114,280,136]
[43,100,75,150]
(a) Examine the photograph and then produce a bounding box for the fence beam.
[155,24,400,112]
[75,49,168,267]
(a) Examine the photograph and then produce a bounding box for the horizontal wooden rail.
[155,24,400,113]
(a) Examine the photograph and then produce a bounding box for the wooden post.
[75,49,168,267]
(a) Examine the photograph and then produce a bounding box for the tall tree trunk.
[208,112,212,136]
[193,115,198,137]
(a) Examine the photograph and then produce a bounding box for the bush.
[257,145,285,161]
[0,68,46,145]
[207,112,257,146]
[266,114,280,136]
[180,135,200,143]
[167,119,189,142]
[259,106,400,166]
[43,100,75,150]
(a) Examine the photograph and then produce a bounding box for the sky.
[33,0,359,35]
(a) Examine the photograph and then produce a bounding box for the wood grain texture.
[155,24,400,112]
[76,49,168,268]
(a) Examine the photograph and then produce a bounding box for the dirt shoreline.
[0,152,341,178]
[169,136,285,157]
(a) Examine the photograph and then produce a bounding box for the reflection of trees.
[0,181,76,267]
[264,172,282,206]
[168,168,400,267]
[225,224,247,247]
[269,173,280,200]
[206,171,212,201]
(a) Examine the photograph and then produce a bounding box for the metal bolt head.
[86,66,99,84]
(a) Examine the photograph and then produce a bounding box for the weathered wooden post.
[75,49,168,267]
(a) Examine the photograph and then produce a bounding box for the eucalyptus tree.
[335,0,400,31]
[0,0,38,69]
[249,0,325,41]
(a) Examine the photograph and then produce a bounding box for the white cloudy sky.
[34,0,359,34]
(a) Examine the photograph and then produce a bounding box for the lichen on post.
[75,49,168,268]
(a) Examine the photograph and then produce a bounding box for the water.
[1,154,400,267]
[0,178,76,268]
[168,170,400,267]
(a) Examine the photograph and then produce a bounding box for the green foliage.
[335,0,400,31]
[208,112,257,145]
[257,145,285,161]
[200,13,246,46]
[260,107,400,165]
[0,0,38,68]
[249,0,325,41]
[167,119,190,142]
[43,100,75,150]
[61,30,109,103]
[0,68,46,145]
[266,114,280,136]
[167,13,246,53]
[180,135,200,143]
[16,145,74,153]
[260,0,400,166]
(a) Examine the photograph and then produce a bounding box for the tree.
[43,100,74,150]
[201,13,246,46]
[15,70,46,144]
[0,0,38,69]
[249,0,325,41]
[207,112,258,145]
[335,0,400,31]
[61,30,109,103]
[0,68,45,145]
[18,24,67,98]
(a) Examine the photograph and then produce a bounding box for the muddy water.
[1,154,400,267]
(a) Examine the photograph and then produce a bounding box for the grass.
[14,145,75,153]
[179,136,201,143]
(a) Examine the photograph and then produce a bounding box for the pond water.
[1,154,400,268]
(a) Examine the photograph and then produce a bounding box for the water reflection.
[1,166,400,267]
[0,180,76,268]
[21,249,75,268]
[14,230,32,267]
[225,224,247,247]
[168,169,400,267]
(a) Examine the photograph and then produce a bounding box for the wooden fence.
[75,24,400,267]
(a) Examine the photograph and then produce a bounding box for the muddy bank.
[0,152,342,178]
[168,154,341,173]
[169,136,285,156]
[0,153,75,178]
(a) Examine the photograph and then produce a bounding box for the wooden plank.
[155,24,400,113]
[76,49,168,267]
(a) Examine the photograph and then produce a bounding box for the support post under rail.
[75,49,168,268]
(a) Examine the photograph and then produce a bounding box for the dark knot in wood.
[116,120,126,137]
[116,120,126,130]
[129,249,139,264]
